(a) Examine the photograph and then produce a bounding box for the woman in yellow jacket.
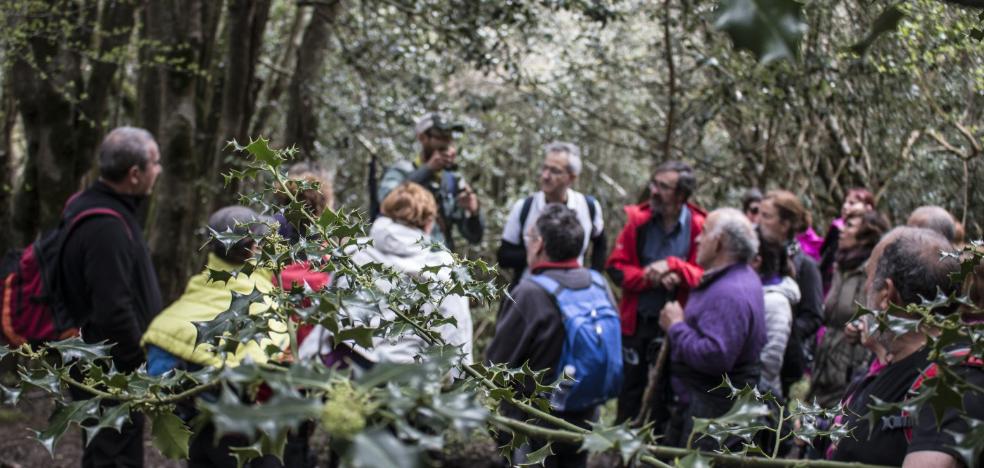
[142,205,287,374]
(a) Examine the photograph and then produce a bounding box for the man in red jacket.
[606,161,705,429]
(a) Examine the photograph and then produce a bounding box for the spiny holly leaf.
[948,417,984,468]
[675,452,713,468]
[19,370,62,396]
[201,387,323,442]
[337,326,376,349]
[34,399,100,455]
[243,137,283,169]
[46,337,114,365]
[82,402,132,446]
[1,383,22,405]
[518,442,553,466]
[849,4,906,56]
[151,411,192,460]
[714,0,806,65]
[345,428,421,468]
[428,391,489,432]
[228,431,288,468]
[193,286,267,346]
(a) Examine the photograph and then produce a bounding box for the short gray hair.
[544,141,582,176]
[871,226,959,310]
[707,208,759,263]
[98,126,156,182]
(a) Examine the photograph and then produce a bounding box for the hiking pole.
[633,335,669,428]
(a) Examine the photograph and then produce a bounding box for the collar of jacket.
[530,259,580,273]
[91,180,144,213]
[696,262,742,289]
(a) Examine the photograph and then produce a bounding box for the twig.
[633,338,669,427]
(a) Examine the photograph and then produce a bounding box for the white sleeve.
[591,198,604,237]
[500,199,525,244]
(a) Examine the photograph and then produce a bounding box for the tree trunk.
[250,6,305,142]
[285,1,343,157]
[142,0,211,303]
[9,0,135,243]
[0,73,15,253]
[213,0,272,203]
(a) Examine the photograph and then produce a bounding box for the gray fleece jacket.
[760,276,800,397]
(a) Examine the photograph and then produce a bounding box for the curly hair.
[381,182,437,230]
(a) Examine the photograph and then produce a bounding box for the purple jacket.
[669,263,766,395]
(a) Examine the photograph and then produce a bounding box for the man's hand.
[659,300,684,331]
[660,271,682,291]
[644,260,669,285]
[457,182,479,215]
[425,148,454,172]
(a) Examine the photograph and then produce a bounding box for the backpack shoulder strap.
[588,269,607,289]
[68,208,134,242]
[517,195,535,249]
[528,273,563,297]
[585,194,597,225]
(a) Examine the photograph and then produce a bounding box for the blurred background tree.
[0,0,981,302]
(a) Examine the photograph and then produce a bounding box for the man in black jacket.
[60,126,163,468]
[487,204,616,468]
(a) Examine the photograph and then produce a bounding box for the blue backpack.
[529,270,623,412]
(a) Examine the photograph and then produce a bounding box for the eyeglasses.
[540,164,568,176]
[649,180,676,192]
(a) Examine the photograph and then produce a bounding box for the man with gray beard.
[829,227,984,468]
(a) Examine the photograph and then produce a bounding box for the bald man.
[906,205,956,242]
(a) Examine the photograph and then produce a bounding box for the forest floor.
[0,388,182,468]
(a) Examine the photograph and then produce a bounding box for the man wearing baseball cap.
[376,112,483,251]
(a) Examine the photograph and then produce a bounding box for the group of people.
[45,114,984,468]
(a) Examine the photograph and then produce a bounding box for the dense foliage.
[1,141,981,467]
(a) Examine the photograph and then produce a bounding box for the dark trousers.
[69,371,144,468]
[780,332,806,397]
[615,318,673,433]
[667,385,746,452]
[81,411,144,468]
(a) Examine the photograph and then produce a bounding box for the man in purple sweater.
[659,208,766,449]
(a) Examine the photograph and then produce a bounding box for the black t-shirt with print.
[831,346,984,467]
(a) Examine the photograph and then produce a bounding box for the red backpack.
[1,198,132,347]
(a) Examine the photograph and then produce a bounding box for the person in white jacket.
[753,233,800,398]
[298,182,473,368]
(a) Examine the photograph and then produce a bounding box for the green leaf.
[46,337,114,365]
[201,387,322,442]
[337,326,376,349]
[519,442,553,466]
[580,429,615,454]
[82,403,132,446]
[244,137,283,168]
[151,412,192,460]
[849,4,906,56]
[35,399,100,455]
[345,428,421,468]
[1,383,22,405]
[193,286,267,346]
[675,452,713,468]
[948,417,984,468]
[228,431,287,468]
[714,0,806,64]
